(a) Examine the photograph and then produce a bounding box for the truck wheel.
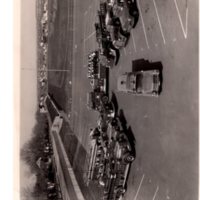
[119,187,126,194]
[111,118,117,126]
[102,95,108,104]
[124,152,135,163]
[115,186,126,194]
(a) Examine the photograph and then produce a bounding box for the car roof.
[136,71,155,92]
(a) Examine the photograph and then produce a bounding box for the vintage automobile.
[88,118,134,199]
[99,50,116,68]
[97,106,115,133]
[105,7,129,49]
[109,0,139,32]
[88,49,116,69]
[107,119,135,163]
[87,90,109,111]
[95,16,120,66]
[117,70,161,96]
[99,121,134,200]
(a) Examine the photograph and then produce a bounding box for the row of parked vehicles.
[87,0,162,99]
[85,0,162,199]
[85,1,140,199]
[98,0,139,50]
[87,110,135,200]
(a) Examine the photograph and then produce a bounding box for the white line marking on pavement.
[94,0,98,16]
[137,0,150,49]
[173,0,188,38]
[152,186,159,200]
[153,0,166,44]
[131,32,137,52]
[83,17,86,67]
[88,4,93,35]
[73,0,77,75]
[67,1,69,26]
[134,174,145,200]
[84,31,95,42]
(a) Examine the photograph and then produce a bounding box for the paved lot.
[48,0,198,199]
[72,0,198,199]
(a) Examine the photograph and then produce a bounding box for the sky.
[20,0,37,194]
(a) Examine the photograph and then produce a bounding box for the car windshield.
[136,72,154,93]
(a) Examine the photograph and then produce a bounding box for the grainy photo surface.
[20,0,198,199]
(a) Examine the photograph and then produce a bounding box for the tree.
[21,110,50,195]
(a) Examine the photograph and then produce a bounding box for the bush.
[21,110,49,180]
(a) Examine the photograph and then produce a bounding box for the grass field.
[47,0,73,114]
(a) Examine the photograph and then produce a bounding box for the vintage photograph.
[20,0,198,199]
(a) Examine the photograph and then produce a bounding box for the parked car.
[117,70,161,96]
[111,0,139,32]
[88,49,116,69]
[86,90,109,111]
[99,121,134,200]
[105,7,129,49]
[107,118,135,163]
[97,114,110,133]
[95,16,120,66]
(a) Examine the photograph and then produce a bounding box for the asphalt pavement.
[72,0,198,199]
[48,0,199,199]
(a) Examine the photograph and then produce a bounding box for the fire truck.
[87,116,135,200]
[86,50,110,112]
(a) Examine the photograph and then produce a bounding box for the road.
[48,0,198,199]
